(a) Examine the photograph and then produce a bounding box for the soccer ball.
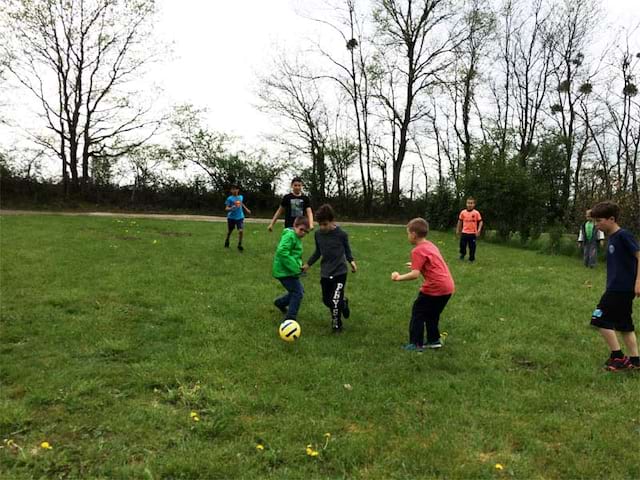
[279,319,301,342]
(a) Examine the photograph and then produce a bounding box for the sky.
[153,0,640,147]
[2,0,640,183]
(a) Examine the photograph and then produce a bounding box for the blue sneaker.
[403,343,424,352]
[425,340,442,349]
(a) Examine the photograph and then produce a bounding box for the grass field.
[1,214,638,479]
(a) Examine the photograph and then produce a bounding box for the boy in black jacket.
[303,204,357,332]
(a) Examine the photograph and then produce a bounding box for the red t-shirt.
[459,209,482,234]
[411,241,455,296]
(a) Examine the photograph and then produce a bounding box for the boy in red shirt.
[391,218,455,351]
[457,197,483,262]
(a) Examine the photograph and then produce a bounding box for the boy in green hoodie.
[273,216,310,321]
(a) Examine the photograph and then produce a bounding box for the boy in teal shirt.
[224,184,251,251]
[273,216,310,321]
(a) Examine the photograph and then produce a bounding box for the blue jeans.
[275,276,304,319]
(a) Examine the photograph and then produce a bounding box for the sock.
[630,356,640,366]
[610,350,624,359]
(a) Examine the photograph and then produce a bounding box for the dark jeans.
[275,276,304,320]
[321,274,347,328]
[459,233,477,261]
[410,293,451,345]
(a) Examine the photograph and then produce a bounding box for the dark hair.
[315,204,335,223]
[291,177,303,185]
[293,216,310,228]
[230,183,240,190]
[407,217,429,238]
[466,197,476,202]
[590,201,620,221]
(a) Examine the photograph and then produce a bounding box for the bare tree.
[257,54,329,201]
[372,0,462,206]
[1,0,163,196]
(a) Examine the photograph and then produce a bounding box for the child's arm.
[268,206,285,231]
[276,233,301,274]
[302,234,321,272]
[477,219,483,236]
[391,269,421,282]
[242,203,252,215]
[342,232,357,273]
[306,207,314,230]
[456,219,462,236]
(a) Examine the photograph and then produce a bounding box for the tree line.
[1,0,639,234]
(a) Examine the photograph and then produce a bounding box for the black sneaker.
[274,301,287,315]
[224,239,230,248]
[238,244,244,252]
[425,340,442,349]
[343,299,350,319]
[459,255,465,261]
[332,325,343,333]
[605,356,633,372]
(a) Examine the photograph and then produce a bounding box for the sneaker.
[343,299,350,319]
[224,239,230,248]
[238,244,244,252]
[459,255,465,261]
[402,343,424,352]
[425,340,443,349]
[274,301,287,315]
[332,325,343,333]
[605,356,633,372]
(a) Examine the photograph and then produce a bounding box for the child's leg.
[237,220,244,247]
[225,220,234,246]
[597,328,621,352]
[621,331,638,357]
[409,294,428,346]
[281,277,304,320]
[468,234,477,261]
[329,275,346,329]
[425,295,451,343]
[459,235,467,259]
[321,278,333,309]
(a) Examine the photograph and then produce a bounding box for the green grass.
[0,214,638,480]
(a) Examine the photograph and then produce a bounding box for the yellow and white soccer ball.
[279,319,301,342]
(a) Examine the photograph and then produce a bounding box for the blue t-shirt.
[606,228,639,292]
[225,195,244,220]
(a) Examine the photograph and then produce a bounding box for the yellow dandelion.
[324,432,331,438]
[495,463,504,470]
[256,444,265,451]
[306,444,319,457]
[190,411,198,418]
[40,441,52,450]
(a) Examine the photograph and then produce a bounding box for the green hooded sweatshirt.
[272,228,303,278]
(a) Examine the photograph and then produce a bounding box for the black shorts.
[227,218,244,231]
[590,291,635,332]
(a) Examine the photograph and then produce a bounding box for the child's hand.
[246,208,252,215]
[405,262,412,269]
[391,271,400,281]
[267,224,273,232]
[350,261,357,273]
[302,263,310,273]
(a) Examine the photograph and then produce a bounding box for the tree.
[257,54,328,202]
[372,0,462,206]
[1,0,163,196]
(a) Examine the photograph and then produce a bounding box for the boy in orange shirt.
[391,218,455,351]
[457,197,483,262]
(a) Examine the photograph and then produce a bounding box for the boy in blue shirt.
[590,201,640,371]
[224,184,251,251]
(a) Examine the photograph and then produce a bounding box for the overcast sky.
[153,0,640,147]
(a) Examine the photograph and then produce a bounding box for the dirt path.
[0,209,404,228]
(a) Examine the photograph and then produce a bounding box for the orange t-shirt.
[459,209,482,234]
[411,241,455,296]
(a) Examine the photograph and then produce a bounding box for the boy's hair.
[466,197,476,202]
[293,216,310,228]
[291,177,303,185]
[230,183,240,190]
[407,217,429,238]
[315,204,335,223]
[590,201,620,221]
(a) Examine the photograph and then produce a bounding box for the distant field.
[0,214,638,479]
